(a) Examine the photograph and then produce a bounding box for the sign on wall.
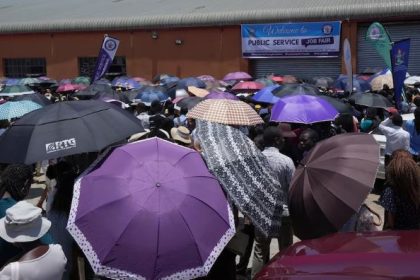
[241,21,341,58]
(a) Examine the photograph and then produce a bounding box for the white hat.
[170,126,191,144]
[0,201,51,243]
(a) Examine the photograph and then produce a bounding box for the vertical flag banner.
[343,38,353,92]
[366,22,392,68]
[391,38,410,110]
[92,36,120,82]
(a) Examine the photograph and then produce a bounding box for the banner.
[343,38,353,92]
[241,21,341,58]
[391,38,410,110]
[92,35,120,82]
[366,22,392,68]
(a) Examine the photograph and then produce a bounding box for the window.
[78,56,126,79]
[4,58,47,78]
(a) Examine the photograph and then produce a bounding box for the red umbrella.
[288,133,380,240]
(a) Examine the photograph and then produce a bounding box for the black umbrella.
[317,95,353,114]
[74,84,114,99]
[11,93,52,106]
[349,92,393,109]
[93,91,129,103]
[0,100,144,164]
[272,83,319,97]
[176,96,203,110]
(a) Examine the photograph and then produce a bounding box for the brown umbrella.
[186,99,263,126]
[288,133,380,240]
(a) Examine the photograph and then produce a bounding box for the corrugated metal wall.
[251,57,341,81]
[357,22,420,75]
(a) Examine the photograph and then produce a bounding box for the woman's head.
[0,164,33,201]
[386,149,420,207]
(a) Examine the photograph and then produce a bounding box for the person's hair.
[149,100,162,115]
[180,107,188,115]
[366,107,377,119]
[386,149,420,208]
[263,126,283,148]
[301,128,319,143]
[391,114,403,127]
[0,164,33,201]
[335,113,355,133]
[253,134,265,151]
[0,119,9,129]
[414,107,420,134]
[413,96,420,107]
[50,161,77,214]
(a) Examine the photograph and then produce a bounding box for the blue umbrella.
[176,77,206,90]
[252,85,282,104]
[0,100,42,120]
[112,76,141,90]
[134,86,169,105]
[334,75,372,92]
[5,78,20,86]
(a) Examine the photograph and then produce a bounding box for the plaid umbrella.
[0,100,42,120]
[195,121,285,236]
[186,99,263,126]
[231,81,264,93]
[370,74,394,91]
[222,72,252,82]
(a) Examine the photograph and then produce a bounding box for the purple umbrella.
[204,89,239,100]
[67,138,235,280]
[270,95,339,124]
[222,71,252,82]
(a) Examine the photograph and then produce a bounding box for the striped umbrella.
[0,100,42,120]
[187,99,263,126]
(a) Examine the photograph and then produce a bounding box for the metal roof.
[0,0,419,33]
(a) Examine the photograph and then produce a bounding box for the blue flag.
[390,39,410,110]
[92,36,120,82]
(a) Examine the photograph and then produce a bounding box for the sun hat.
[128,129,151,142]
[0,201,51,243]
[170,126,192,144]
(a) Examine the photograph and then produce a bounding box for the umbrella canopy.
[255,78,276,86]
[272,83,319,97]
[222,71,252,82]
[58,78,73,85]
[176,96,203,110]
[176,77,206,90]
[0,85,35,96]
[231,81,264,93]
[204,89,239,100]
[370,73,394,91]
[349,92,393,109]
[312,77,334,89]
[197,75,216,82]
[271,95,339,124]
[288,133,380,240]
[252,85,281,104]
[93,91,128,103]
[134,86,169,105]
[74,84,114,99]
[0,100,144,164]
[93,78,112,86]
[4,78,20,86]
[0,100,42,120]
[187,99,264,126]
[11,93,52,106]
[120,90,140,102]
[195,121,285,236]
[334,75,372,92]
[73,76,91,86]
[317,95,353,114]
[56,83,81,93]
[404,76,420,86]
[113,77,142,90]
[19,77,40,86]
[67,137,235,279]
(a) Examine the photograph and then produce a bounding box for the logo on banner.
[394,49,406,66]
[45,138,77,154]
[368,27,381,40]
[322,24,333,35]
[105,39,117,51]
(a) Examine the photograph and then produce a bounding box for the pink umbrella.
[222,71,252,82]
[231,81,264,93]
[56,83,81,93]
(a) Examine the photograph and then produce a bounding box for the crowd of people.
[0,72,419,280]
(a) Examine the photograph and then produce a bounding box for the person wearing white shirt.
[379,112,410,166]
